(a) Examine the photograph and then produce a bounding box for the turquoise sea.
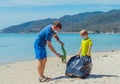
[0,33,120,65]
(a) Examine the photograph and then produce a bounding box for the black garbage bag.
[65,55,92,78]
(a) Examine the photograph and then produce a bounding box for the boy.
[34,21,64,82]
[77,29,93,58]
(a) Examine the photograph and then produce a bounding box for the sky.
[0,0,120,29]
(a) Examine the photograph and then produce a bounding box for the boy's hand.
[77,54,80,57]
[87,53,90,56]
[87,45,92,56]
[77,52,80,57]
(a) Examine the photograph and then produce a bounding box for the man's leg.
[41,58,47,76]
[37,59,43,77]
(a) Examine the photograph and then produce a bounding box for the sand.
[0,50,120,84]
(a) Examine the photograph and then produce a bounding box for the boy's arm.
[47,41,61,57]
[53,34,64,46]
[87,45,92,56]
[77,47,82,56]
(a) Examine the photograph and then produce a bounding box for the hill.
[1,10,120,33]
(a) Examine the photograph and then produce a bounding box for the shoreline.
[0,32,120,34]
[0,49,120,66]
[0,49,119,66]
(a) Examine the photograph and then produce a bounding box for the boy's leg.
[37,59,44,77]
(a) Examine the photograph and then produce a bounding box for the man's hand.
[54,34,64,46]
[60,41,64,46]
[55,53,61,58]
[47,41,59,56]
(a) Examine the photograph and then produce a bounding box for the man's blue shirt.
[34,24,55,48]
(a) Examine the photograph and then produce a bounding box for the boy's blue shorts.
[34,46,47,59]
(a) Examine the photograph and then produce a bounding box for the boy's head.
[52,21,62,32]
[80,29,88,39]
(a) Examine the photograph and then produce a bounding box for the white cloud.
[0,0,120,7]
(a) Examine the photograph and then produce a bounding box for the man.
[34,21,64,82]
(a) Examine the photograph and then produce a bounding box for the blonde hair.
[80,29,88,36]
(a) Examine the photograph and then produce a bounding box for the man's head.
[80,29,88,39]
[52,21,62,32]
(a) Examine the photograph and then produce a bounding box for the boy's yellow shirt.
[81,38,93,56]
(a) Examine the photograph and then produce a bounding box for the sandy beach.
[0,50,120,84]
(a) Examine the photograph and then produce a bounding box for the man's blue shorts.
[34,46,47,59]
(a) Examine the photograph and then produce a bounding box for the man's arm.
[77,47,82,56]
[54,34,64,46]
[87,45,92,56]
[47,41,60,57]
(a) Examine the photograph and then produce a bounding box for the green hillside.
[1,10,120,33]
